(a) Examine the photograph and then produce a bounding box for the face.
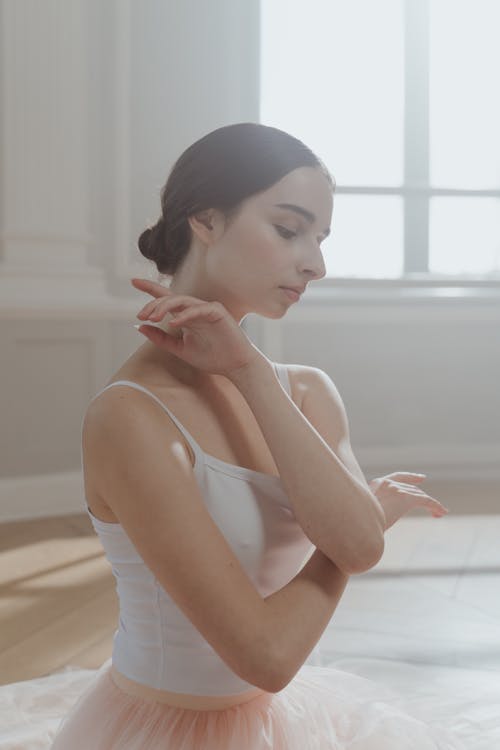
[184,166,334,322]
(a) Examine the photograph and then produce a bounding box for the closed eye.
[274,225,297,240]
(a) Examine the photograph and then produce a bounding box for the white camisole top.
[84,362,318,696]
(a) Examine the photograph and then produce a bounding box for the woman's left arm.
[297,366,449,532]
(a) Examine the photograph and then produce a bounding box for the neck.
[132,341,221,389]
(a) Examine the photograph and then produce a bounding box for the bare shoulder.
[83,381,157,431]
[286,363,339,395]
[282,363,323,411]
[283,363,349,444]
[82,383,194,508]
[83,381,190,459]
[284,364,374,494]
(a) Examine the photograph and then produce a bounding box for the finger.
[131,278,172,298]
[413,501,448,517]
[137,296,193,321]
[136,299,165,319]
[168,306,207,325]
[135,324,184,352]
[146,297,206,321]
[386,472,427,483]
[131,277,170,290]
[396,487,440,503]
[396,487,448,513]
[388,472,427,480]
[423,497,449,513]
[396,483,426,493]
[137,297,181,320]
[169,300,224,327]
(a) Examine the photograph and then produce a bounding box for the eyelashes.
[274,224,327,248]
[274,225,297,240]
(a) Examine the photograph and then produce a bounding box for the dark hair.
[137,122,334,277]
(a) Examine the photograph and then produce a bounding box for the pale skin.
[90,166,448,710]
[132,165,333,383]
[132,165,448,526]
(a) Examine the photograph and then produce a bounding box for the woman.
[51,122,461,748]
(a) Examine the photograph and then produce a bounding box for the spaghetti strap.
[89,380,205,464]
[86,363,290,472]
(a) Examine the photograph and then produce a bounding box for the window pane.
[429,198,500,276]
[260,0,404,187]
[430,0,500,189]
[325,195,403,278]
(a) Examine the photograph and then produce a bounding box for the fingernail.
[133,322,158,330]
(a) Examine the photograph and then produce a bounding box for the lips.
[281,285,306,294]
[280,287,301,302]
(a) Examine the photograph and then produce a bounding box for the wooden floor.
[1,502,500,686]
[0,513,118,685]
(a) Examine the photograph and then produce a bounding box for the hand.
[368,472,449,531]
[131,277,262,378]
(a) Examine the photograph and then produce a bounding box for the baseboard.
[0,471,86,523]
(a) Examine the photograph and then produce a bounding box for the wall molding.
[111,0,149,282]
[0,471,85,522]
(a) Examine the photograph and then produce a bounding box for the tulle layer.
[49,662,466,750]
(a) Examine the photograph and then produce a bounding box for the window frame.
[294,0,500,292]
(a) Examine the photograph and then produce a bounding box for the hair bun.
[138,220,165,261]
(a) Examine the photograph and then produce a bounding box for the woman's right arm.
[83,388,349,693]
[264,548,349,686]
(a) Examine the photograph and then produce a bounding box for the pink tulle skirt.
[49,661,466,749]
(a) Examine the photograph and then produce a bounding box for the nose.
[300,245,327,281]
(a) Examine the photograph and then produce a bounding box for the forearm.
[228,354,385,573]
[263,547,349,688]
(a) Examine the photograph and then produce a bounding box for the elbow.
[246,637,287,694]
[267,655,308,695]
[254,660,287,695]
[343,536,385,575]
[255,636,297,694]
[261,670,289,694]
[326,535,385,576]
[261,656,294,694]
[369,533,386,569]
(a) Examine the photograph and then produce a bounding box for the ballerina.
[50,122,463,749]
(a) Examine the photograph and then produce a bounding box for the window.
[260,0,500,282]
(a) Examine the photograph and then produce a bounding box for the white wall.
[0,0,498,521]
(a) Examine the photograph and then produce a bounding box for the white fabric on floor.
[1,656,499,749]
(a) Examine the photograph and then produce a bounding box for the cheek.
[249,224,287,263]
[221,220,287,280]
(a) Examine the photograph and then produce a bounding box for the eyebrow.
[273,203,331,238]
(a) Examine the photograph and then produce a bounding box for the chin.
[245,293,290,321]
[256,304,289,320]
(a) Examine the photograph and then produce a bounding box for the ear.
[187,209,224,245]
